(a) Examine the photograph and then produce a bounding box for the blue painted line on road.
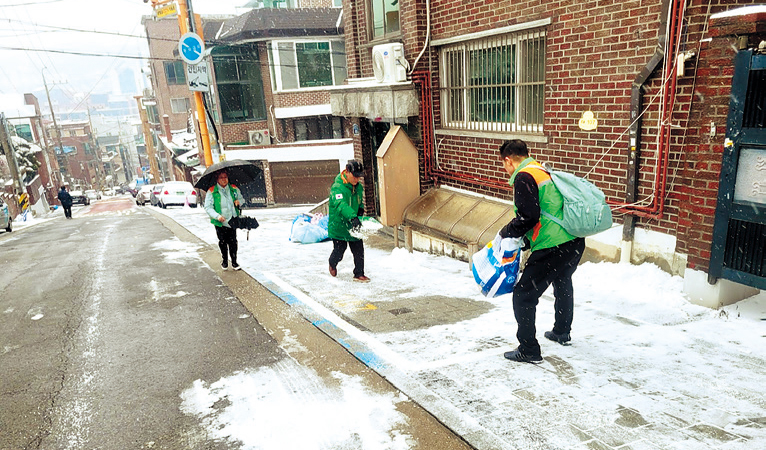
[254,272,387,371]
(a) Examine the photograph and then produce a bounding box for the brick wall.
[220,121,271,145]
[272,91,331,108]
[143,17,195,131]
[678,4,766,272]
[343,0,758,274]
[299,0,337,7]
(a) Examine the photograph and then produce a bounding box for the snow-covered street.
[154,204,766,450]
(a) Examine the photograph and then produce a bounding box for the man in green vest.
[498,139,585,363]
[204,170,245,271]
[328,160,369,282]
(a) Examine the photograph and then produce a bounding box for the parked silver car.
[135,185,154,206]
[0,197,12,233]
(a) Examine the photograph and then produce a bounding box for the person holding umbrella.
[203,170,245,270]
[328,160,370,282]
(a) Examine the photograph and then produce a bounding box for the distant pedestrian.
[204,170,245,271]
[58,185,72,219]
[498,139,585,363]
[328,160,369,282]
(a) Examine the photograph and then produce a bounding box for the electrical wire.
[0,0,64,6]
[0,17,177,43]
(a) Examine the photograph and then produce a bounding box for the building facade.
[143,2,353,205]
[332,0,765,306]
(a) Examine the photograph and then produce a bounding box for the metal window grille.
[743,69,766,128]
[170,98,190,114]
[440,28,545,133]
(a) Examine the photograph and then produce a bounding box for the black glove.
[350,217,362,231]
[499,223,512,239]
[357,206,365,216]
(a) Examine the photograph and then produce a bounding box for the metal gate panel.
[271,160,338,204]
[710,49,766,289]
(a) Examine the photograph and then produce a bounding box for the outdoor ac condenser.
[372,43,407,83]
[247,129,271,146]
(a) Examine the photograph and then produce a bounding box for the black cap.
[346,160,364,177]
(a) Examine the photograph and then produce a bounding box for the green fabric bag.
[541,168,613,237]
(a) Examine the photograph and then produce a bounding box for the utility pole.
[43,69,67,185]
[0,114,24,195]
[135,96,161,183]
[147,0,213,167]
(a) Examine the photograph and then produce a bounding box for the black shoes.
[544,330,571,345]
[504,348,543,364]
[232,263,242,271]
[221,261,228,270]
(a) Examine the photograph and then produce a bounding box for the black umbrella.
[194,159,261,191]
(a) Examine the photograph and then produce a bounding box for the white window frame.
[170,97,191,114]
[269,39,347,92]
[439,26,546,135]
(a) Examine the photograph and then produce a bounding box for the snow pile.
[180,360,412,450]
[349,217,384,240]
[150,238,204,266]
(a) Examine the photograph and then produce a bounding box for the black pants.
[513,237,585,357]
[329,239,364,277]
[63,205,72,219]
[215,226,238,265]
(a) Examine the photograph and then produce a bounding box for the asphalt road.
[0,197,472,450]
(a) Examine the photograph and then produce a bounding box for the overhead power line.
[0,45,165,61]
[0,0,64,6]
[0,17,179,43]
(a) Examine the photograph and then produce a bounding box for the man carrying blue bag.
[498,139,585,364]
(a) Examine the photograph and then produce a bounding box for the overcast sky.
[0,0,243,104]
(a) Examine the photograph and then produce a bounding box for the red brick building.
[332,1,765,306]
[51,121,104,191]
[143,3,354,204]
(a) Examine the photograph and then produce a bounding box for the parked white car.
[85,189,101,201]
[69,190,90,206]
[157,181,197,208]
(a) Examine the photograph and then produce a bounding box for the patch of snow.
[180,359,412,450]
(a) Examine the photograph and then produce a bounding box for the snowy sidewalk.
[156,205,766,450]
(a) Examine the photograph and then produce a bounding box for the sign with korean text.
[155,2,178,19]
[187,62,209,92]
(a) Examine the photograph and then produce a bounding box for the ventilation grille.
[724,219,766,277]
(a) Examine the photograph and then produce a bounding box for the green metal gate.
[710,49,766,289]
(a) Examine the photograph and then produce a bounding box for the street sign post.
[187,62,209,92]
[178,32,204,65]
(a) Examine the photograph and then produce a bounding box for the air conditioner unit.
[248,129,271,146]
[372,43,408,83]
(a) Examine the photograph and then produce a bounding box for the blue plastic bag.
[471,234,521,298]
[290,213,329,244]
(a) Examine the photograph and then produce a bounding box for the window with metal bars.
[163,61,186,85]
[440,28,545,134]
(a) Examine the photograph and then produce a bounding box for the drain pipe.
[620,0,672,263]
[409,0,431,74]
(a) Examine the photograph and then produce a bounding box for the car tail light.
[163,190,169,195]
[190,191,196,196]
